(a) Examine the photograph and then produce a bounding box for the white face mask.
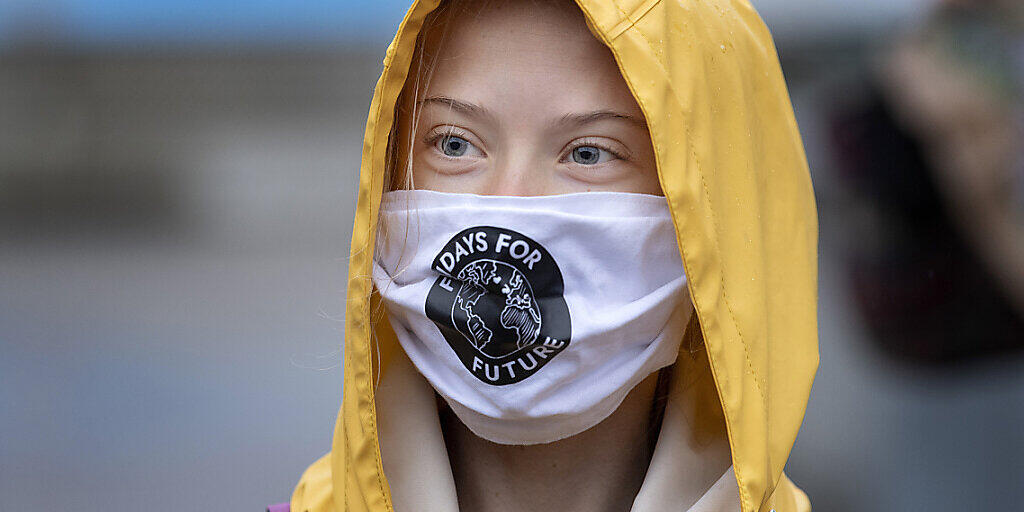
[372,189,689,445]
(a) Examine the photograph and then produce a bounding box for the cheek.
[636,165,663,196]
[410,160,443,191]
[632,139,662,196]
[574,172,662,195]
[559,155,662,195]
[411,161,486,193]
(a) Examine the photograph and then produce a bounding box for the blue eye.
[439,135,471,157]
[572,145,604,165]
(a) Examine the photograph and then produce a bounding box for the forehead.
[414,0,642,119]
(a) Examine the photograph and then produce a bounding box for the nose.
[481,160,540,197]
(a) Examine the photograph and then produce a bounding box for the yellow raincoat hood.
[291,0,818,510]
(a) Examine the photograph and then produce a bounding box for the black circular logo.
[425,226,571,385]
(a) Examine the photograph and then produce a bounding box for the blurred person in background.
[271,0,818,511]
[830,0,1024,363]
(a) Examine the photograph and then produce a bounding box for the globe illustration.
[452,260,542,358]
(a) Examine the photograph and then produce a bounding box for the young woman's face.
[398,0,661,196]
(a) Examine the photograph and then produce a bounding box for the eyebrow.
[418,96,494,121]
[418,96,646,129]
[558,110,646,129]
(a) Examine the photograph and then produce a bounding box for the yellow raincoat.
[289,0,818,511]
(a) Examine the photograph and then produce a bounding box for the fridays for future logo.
[425,226,571,385]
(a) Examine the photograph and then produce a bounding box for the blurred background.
[1,0,1022,510]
